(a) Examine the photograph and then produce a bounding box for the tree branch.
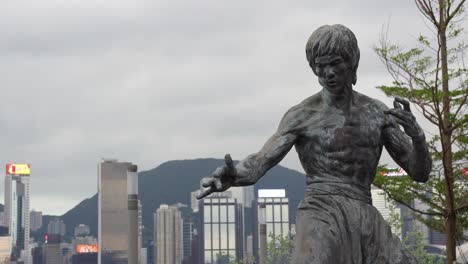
[454,202,468,213]
[446,0,466,24]
[416,0,440,27]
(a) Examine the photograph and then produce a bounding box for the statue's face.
[315,54,353,94]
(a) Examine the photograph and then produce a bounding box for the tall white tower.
[4,163,31,264]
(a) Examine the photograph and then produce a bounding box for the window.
[274,204,281,221]
[212,205,219,222]
[228,224,236,249]
[220,224,228,249]
[220,206,227,222]
[204,205,211,223]
[266,205,273,222]
[204,224,212,249]
[205,250,212,263]
[212,224,220,249]
[282,204,289,222]
[228,206,235,223]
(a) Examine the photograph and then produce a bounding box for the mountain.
[37,158,307,242]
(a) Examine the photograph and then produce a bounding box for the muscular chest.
[298,108,382,151]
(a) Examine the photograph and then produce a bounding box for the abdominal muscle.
[296,137,383,189]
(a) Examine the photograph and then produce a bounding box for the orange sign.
[76,244,98,253]
[6,164,30,175]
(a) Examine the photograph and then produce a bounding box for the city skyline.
[0,0,450,215]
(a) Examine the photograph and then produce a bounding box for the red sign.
[462,168,468,177]
[6,164,30,175]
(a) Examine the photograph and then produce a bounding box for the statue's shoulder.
[280,94,321,128]
[354,91,389,111]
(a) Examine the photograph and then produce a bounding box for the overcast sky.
[0,0,456,215]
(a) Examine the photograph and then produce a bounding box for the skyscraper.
[199,192,244,264]
[4,163,31,263]
[371,186,402,238]
[30,210,42,232]
[98,159,134,264]
[44,234,62,264]
[74,224,91,237]
[183,222,194,261]
[254,189,290,262]
[47,218,66,236]
[154,204,183,264]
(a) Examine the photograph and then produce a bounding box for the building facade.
[30,210,42,232]
[199,192,243,264]
[4,164,31,263]
[371,186,402,238]
[253,189,290,262]
[154,204,183,264]
[44,234,62,264]
[98,160,133,264]
[74,224,91,237]
[47,218,66,236]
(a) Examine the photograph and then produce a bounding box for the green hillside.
[34,158,306,242]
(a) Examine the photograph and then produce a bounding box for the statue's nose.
[325,67,335,79]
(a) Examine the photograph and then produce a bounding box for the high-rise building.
[199,192,244,264]
[44,234,62,264]
[138,200,143,263]
[230,186,254,209]
[47,218,66,236]
[183,222,194,260]
[371,186,402,238]
[146,240,154,264]
[98,159,134,264]
[253,189,290,261]
[0,235,11,263]
[30,210,43,232]
[4,163,31,263]
[74,224,91,237]
[154,204,183,264]
[141,248,147,264]
[0,213,6,228]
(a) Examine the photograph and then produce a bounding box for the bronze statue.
[197,24,432,263]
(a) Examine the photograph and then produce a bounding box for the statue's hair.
[306,24,360,85]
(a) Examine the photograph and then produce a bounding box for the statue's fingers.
[201,177,215,188]
[196,187,214,200]
[385,110,412,123]
[395,97,410,111]
[225,154,233,169]
[393,99,402,110]
[213,178,223,190]
[212,166,225,178]
[224,154,235,177]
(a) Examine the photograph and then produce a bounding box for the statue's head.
[306,24,360,85]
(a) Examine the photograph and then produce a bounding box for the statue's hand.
[384,97,424,139]
[196,154,237,200]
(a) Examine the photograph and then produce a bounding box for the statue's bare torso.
[291,91,385,188]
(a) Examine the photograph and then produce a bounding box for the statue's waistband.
[305,178,372,205]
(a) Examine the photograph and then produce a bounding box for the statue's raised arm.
[382,97,432,182]
[196,106,302,199]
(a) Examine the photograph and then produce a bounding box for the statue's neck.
[322,86,354,111]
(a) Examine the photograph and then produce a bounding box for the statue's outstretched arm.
[197,107,300,199]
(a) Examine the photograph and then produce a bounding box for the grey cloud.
[0,0,444,214]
